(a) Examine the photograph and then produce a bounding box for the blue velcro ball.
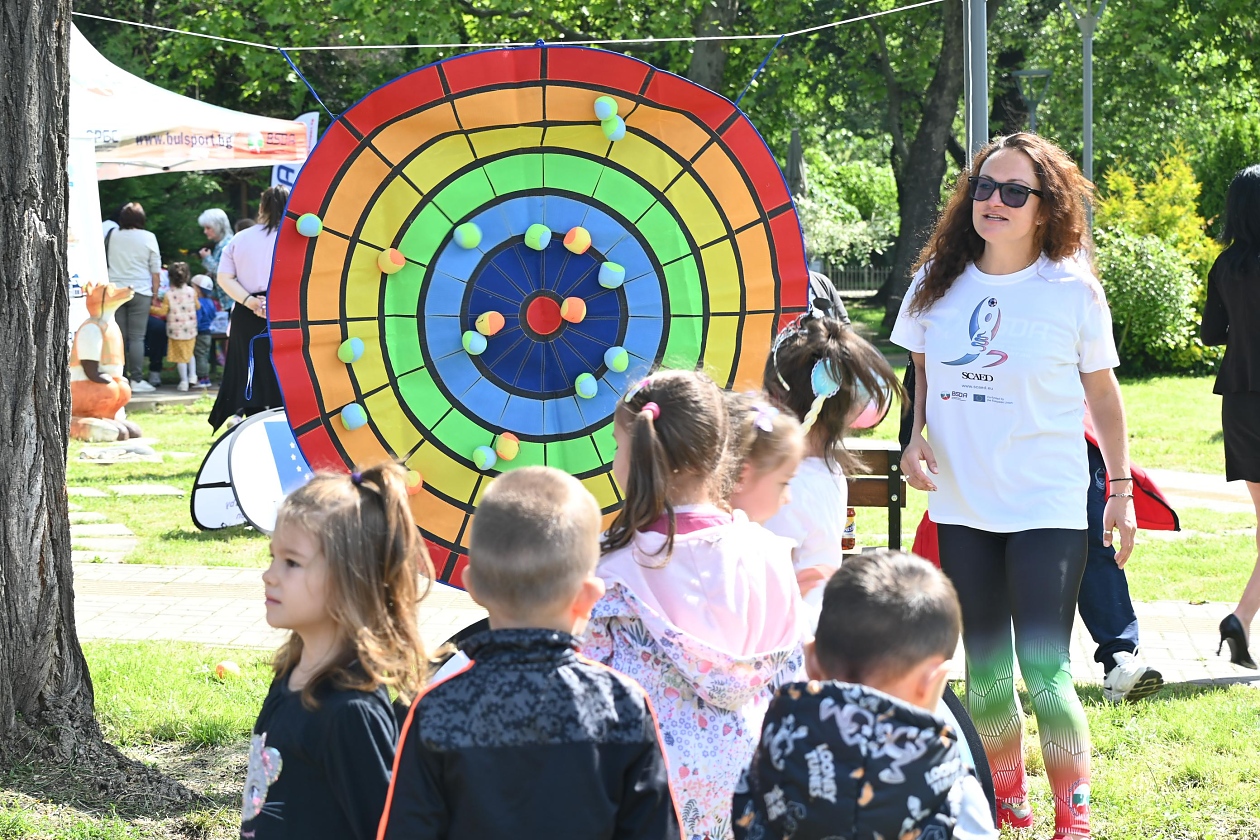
[603,346,629,373]
[598,262,626,289]
[462,330,488,356]
[594,96,619,121]
[574,373,599,399]
[296,213,323,237]
[525,223,552,250]
[473,445,498,471]
[601,116,626,141]
[340,403,367,430]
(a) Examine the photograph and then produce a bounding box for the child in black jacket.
[733,550,997,840]
[378,467,681,840]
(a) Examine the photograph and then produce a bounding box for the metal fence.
[819,263,892,292]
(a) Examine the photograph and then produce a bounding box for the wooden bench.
[844,438,906,550]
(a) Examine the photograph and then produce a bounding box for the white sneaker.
[1103,650,1164,702]
[129,379,156,393]
[147,372,162,386]
[177,380,190,392]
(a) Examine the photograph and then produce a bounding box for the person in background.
[191,274,218,388]
[235,217,257,233]
[209,186,288,431]
[164,262,198,392]
[1202,164,1260,670]
[198,208,235,314]
[105,202,160,392]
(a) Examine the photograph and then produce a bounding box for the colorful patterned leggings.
[938,525,1091,837]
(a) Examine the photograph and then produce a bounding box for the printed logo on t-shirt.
[943,297,1009,368]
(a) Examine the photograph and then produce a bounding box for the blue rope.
[734,34,785,108]
[244,330,271,402]
[278,48,336,120]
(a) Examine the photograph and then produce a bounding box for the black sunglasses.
[968,176,1044,208]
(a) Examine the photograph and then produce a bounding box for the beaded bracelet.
[1107,492,1134,500]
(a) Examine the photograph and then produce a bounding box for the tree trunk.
[686,0,741,93]
[0,0,94,760]
[874,2,967,328]
[0,1,190,805]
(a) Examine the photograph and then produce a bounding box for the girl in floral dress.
[582,369,808,840]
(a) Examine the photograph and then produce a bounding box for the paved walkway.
[69,466,1259,689]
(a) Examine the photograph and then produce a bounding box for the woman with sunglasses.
[890,133,1135,839]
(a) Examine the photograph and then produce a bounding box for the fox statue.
[70,280,142,441]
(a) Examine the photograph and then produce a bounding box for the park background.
[3,1,1260,838]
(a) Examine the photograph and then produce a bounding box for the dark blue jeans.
[1077,444,1141,673]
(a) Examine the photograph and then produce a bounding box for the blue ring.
[421,195,664,439]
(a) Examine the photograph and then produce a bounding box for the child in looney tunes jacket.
[733,551,997,840]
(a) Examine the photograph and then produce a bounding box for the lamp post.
[1012,68,1053,133]
[962,0,990,165]
[1065,0,1108,183]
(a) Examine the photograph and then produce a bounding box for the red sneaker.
[997,798,1034,829]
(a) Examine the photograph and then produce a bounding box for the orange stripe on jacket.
[576,654,686,840]
[374,658,476,840]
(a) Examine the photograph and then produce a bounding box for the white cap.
[192,274,214,291]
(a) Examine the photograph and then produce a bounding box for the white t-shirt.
[105,228,160,296]
[763,455,847,607]
[890,255,1119,531]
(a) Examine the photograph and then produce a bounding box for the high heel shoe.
[1218,615,1258,669]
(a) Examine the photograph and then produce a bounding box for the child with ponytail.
[242,463,431,840]
[582,369,807,840]
[724,389,806,524]
[763,311,903,605]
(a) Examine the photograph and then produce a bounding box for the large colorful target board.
[269,45,808,586]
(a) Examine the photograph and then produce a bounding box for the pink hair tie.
[640,402,661,420]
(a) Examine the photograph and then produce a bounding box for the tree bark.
[0,1,190,805]
[0,0,93,759]
[872,1,966,326]
[686,0,741,93]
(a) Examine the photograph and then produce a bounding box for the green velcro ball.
[574,372,598,399]
[601,116,626,141]
[340,403,367,430]
[594,96,618,121]
[598,262,626,288]
[296,213,323,237]
[453,222,482,249]
[524,223,552,250]
[462,330,488,355]
[337,337,365,364]
[603,345,629,373]
[473,445,498,471]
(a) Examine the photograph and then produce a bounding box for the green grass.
[1121,374,1226,475]
[68,398,269,568]
[1010,683,1260,839]
[85,641,273,748]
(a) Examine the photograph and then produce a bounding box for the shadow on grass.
[158,525,260,543]
[0,741,242,823]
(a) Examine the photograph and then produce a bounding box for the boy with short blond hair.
[379,467,681,840]
[733,550,998,840]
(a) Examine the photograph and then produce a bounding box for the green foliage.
[98,172,230,268]
[1095,149,1221,282]
[1196,111,1260,237]
[1093,227,1197,373]
[797,152,898,264]
[1093,151,1223,373]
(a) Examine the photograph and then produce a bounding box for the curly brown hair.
[908,133,1094,315]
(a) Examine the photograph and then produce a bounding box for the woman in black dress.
[1202,164,1260,669]
[208,186,289,431]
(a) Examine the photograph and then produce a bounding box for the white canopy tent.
[67,25,310,335]
[70,24,309,180]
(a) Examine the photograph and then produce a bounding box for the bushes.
[1094,149,1223,373]
[1094,228,1194,372]
[797,150,898,266]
